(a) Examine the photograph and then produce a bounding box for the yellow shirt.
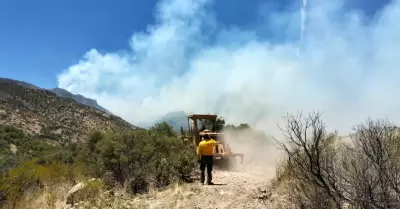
[197,139,218,156]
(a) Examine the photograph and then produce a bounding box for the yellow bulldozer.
[180,114,244,169]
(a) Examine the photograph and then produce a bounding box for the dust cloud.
[222,128,282,177]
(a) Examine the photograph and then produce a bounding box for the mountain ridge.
[0,78,112,114]
[0,78,138,142]
[48,87,112,114]
[154,111,188,132]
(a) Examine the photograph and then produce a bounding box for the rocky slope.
[0,78,138,142]
[48,87,112,114]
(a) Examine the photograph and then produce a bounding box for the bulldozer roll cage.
[180,114,244,168]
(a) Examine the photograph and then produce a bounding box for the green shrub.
[0,160,84,209]
[0,124,71,169]
[79,123,196,194]
[150,121,177,137]
[0,160,43,209]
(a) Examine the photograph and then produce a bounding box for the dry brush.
[274,112,400,209]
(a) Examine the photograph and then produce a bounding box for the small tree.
[275,111,346,209]
[215,117,225,132]
[275,112,400,209]
[150,122,177,137]
[345,118,400,208]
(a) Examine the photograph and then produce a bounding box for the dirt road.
[133,165,277,209]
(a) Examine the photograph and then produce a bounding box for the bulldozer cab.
[180,113,244,167]
[186,114,218,147]
[184,114,233,155]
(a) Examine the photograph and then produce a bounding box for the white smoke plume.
[298,0,307,55]
[57,0,400,137]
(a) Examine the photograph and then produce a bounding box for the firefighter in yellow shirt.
[196,133,218,185]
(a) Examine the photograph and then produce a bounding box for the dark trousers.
[200,155,213,183]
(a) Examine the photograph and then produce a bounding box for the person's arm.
[196,143,202,161]
[211,140,220,155]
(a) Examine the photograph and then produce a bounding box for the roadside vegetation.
[0,122,196,209]
[3,110,400,209]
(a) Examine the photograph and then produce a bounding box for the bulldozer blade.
[235,153,244,164]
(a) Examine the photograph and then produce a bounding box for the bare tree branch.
[275,112,400,209]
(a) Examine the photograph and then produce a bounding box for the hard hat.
[204,129,210,133]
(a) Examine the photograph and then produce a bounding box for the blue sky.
[1,0,399,135]
[0,0,267,88]
[0,0,389,88]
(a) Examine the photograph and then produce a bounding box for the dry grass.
[13,183,73,209]
[131,183,201,209]
[12,167,285,209]
[15,182,197,209]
